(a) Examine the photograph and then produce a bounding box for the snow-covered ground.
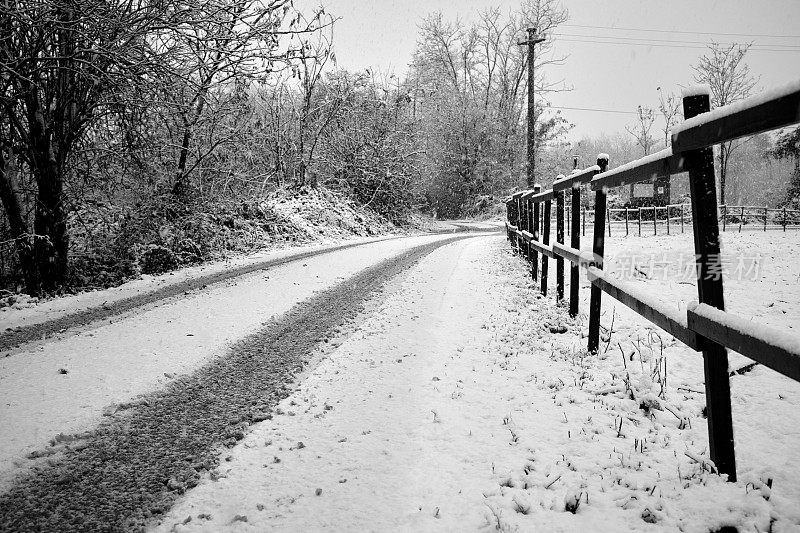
[0,233,471,492]
[596,228,800,334]
[1,220,501,332]
[0,235,396,331]
[151,234,800,532]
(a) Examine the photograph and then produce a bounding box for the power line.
[557,37,706,50]
[549,105,640,115]
[553,32,800,49]
[554,37,800,52]
[561,23,800,39]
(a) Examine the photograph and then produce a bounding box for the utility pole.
[519,27,546,188]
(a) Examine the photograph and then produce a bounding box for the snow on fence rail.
[503,81,800,484]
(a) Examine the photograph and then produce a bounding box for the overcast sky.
[316,0,799,140]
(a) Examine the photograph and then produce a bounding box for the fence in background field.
[719,204,800,232]
[504,80,800,484]
[542,203,800,239]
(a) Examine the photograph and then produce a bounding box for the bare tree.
[164,1,333,196]
[316,70,421,222]
[692,42,758,204]
[625,106,657,156]
[0,0,334,294]
[293,15,340,186]
[0,0,172,293]
[767,126,800,208]
[407,0,570,216]
[657,87,682,148]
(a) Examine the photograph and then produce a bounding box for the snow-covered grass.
[153,234,800,532]
[525,227,800,524]
[533,226,800,334]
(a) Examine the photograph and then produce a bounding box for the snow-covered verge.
[1,185,414,309]
[262,186,395,241]
[153,235,799,532]
[595,228,800,334]
[1,196,496,333]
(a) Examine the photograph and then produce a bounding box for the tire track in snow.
[0,235,474,533]
[0,230,483,353]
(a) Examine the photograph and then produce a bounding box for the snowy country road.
[0,232,489,529]
[0,224,497,352]
[2,231,799,532]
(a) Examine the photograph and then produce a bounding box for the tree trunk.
[0,151,39,294]
[27,100,70,293]
[33,161,68,292]
[173,126,192,195]
[173,86,209,196]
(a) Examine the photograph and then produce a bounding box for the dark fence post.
[512,197,520,253]
[570,182,581,317]
[739,206,744,232]
[556,176,566,301]
[519,196,526,258]
[582,207,586,236]
[722,205,727,231]
[541,199,552,295]
[587,154,609,354]
[526,197,534,263]
[653,205,657,235]
[764,206,768,231]
[517,197,524,254]
[506,201,512,243]
[540,199,545,231]
[531,184,542,280]
[682,89,737,482]
[667,206,671,235]
[505,201,509,242]
[519,196,526,252]
[625,207,629,235]
[566,204,571,234]
[681,203,685,233]
[638,207,642,236]
[784,207,787,231]
[522,197,530,261]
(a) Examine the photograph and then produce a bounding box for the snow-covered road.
[1,229,798,532]
[153,235,799,532]
[0,233,473,492]
[155,234,508,531]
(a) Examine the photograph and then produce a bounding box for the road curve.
[0,225,501,353]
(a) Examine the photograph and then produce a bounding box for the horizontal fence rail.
[586,266,701,350]
[503,80,800,484]
[672,79,800,152]
[553,166,600,191]
[590,148,687,191]
[687,303,800,383]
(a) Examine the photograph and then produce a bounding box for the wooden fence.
[541,202,800,239]
[719,204,800,232]
[504,80,800,483]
